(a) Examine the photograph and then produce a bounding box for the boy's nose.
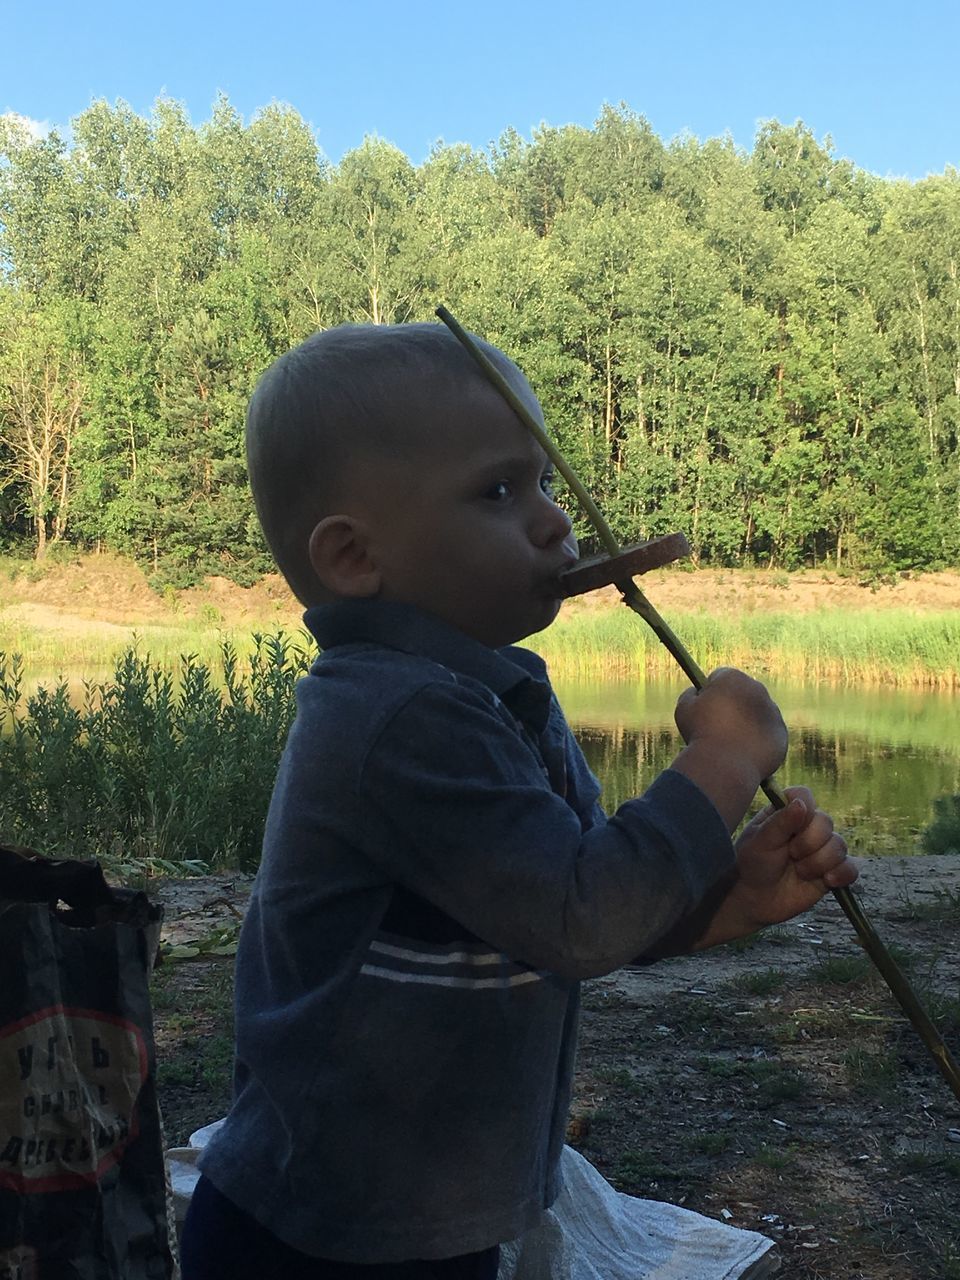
[532,494,574,548]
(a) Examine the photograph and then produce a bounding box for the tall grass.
[0,634,312,877]
[5,605,959,690]
[0,618,302,686]
[531,608,960,687]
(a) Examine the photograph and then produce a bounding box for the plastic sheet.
[168,1126,777,1277]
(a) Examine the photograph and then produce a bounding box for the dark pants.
[180,1175,501,1280]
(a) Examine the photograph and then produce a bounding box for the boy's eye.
[540,472,556,499]
[485,480,512,501]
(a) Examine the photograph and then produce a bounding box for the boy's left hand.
[733,785,858,926]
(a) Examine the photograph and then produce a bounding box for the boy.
[182,323,855,1279]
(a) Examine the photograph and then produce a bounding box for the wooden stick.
[560,536,691,597]
[437,303,960,1105]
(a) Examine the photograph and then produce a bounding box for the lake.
[8,656,958,858]
[554,676,960,856]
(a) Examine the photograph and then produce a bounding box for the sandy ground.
[154,853,960,999]
[4,555,960,640]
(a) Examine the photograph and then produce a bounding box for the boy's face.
[351,375,578,648]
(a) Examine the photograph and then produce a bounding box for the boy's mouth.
[547,551,580,598]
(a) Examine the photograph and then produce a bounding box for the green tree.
[0,296,91,555]
[875,174,960,561]
[751,120,840,236]
[323,138,429,324]
[1,98,958,580]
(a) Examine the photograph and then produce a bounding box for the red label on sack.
[0,1006,147,1192]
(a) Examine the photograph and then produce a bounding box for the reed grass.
[4,605,959,689]
[0,618,306,684]
[530,608,960,688]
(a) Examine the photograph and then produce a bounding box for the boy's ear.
[308,515,382,598]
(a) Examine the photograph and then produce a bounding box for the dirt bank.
[4,554,960,641]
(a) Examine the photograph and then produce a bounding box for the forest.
[0,98,958,586]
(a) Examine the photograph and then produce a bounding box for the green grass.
[775,1006,851,1043]
[595,1066,644,1094]
[6,599,960,691]
[895,1149,960,1179]
[895,885,960,922]
[150,960,235,1134]
[807,953,874,986]
[0,618,310,690]
[613,1149,683,1185]
[843,1046,901,1096]
[696,1055,741,1080]
[156,1056,199,1089]
[755,1142,799,1171]
[916,988,960,1035]
[743,1060,806,1105]
[683,1130,732,1156]
[531,607,960,687]
[667,996,743,1034]
[727,967,788,996]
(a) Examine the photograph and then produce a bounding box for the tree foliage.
[0,99,957,580]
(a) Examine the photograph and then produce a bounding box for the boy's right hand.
[675,667,788,780]
[672,668,788,832]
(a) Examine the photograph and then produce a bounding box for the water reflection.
[557,677,960,856]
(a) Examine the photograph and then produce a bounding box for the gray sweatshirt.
[199,600,734,1263]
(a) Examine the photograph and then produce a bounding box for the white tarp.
[167,1126,778,1278]
[498,1145,777,1279]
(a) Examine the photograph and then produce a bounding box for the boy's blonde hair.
[246,322,534,604]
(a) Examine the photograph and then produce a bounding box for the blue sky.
[5,0,959,180]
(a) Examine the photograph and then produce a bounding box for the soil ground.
[150,860,960,1280]
[6,555,960,1276]
[4,552,960,640]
